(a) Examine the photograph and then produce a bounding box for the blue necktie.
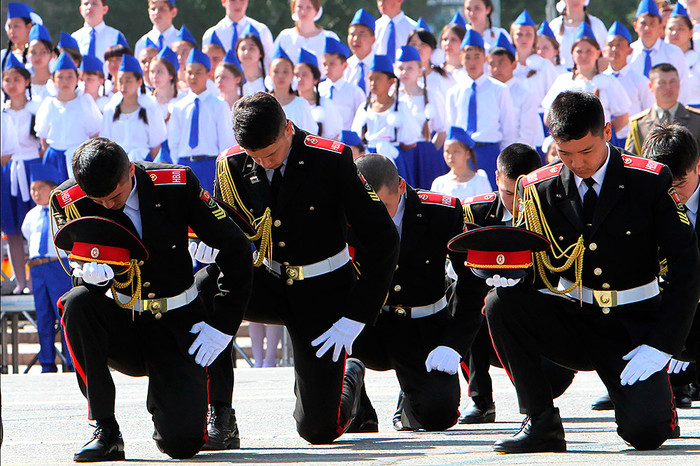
[612,71,620,78]
[189,97,200,149]
[467,81,477,136]
[387,20,396,61]
[38,207,49,257]
[330,85,334,99]
[231,22,238,51]
[643,49,652,78]
[158,33,164,50]
[89,28,97,56]
[357,62,365,93]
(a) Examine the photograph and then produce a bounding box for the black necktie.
[270,166,284,200]
[582,178,597,227]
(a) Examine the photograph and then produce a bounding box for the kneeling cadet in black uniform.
[482,91,700,453]
[51,138,253,462]
[347,154,486,432]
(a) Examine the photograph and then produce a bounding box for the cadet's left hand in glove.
[667,358,690,374]
[620,344,671,386]
[188,322,232,367]
[188,242,219,264]
[312,317,365,362]
[425,346,461,375]
[485,274,520,287]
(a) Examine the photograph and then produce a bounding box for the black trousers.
[485,286,678,450]
[353,309,460,431]
[60,286,208,459]
[201,264,359,444]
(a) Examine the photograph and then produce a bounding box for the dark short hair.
[488,46,515,63]
[233,92,287,150]
[649,63,679,80]
[497,143,542,179]
[548,91,605,142]
[355,154,400,192]
[72,137,130,197]
[643,124,699,178]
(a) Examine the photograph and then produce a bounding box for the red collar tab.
[417,191,457,207]
[56,184,87,208]
[147,169,187,185]
[622,155,663,174]
[304,135,345,153]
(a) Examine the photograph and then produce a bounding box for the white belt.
[264,245,351,281]
[382,296,448,319]
[556,277,660,308]
[106,281,198,316]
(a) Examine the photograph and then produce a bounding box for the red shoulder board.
[304,135,345,153]
[417,191,458,208]
[56,184,86,208]
[621,155,663,175]
[462,192,497,205]
[217,144,245,162]
[521,164,563,187]
[147,169,187,185]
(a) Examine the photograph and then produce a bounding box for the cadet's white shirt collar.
[125,175,139,212]
[686,180,699,226]
[392,193,406,238]
[383,11,406,24]
[574,145,610,200]
[123,175,143,237]
[654,102,680,120]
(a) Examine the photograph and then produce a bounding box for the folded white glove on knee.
[485,274,520,287]
[311,317,365,362]
[188,242,219,264]
[71,262,114,285]
[425,346,461,375]
[620,344,671,386]
[188,322,233,367]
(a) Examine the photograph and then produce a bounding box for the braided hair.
[1,17,32,69]
[113,72,149,125]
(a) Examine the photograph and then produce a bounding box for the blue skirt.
[43,147,69,183]
[394,141,448,190]
[473,143,500,189]
[0,159,39,235]
[154,140,173,164]
[177,157,217,193]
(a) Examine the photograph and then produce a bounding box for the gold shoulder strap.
[628,119,642,155]
[48,189,83,277]
[463,203,474,224]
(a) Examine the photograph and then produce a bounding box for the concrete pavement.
[2,367,699,464]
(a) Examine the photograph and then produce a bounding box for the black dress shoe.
[591,392,614,411]
[690,383,700,402]
[202,405,240,450]
[392,391,413,431]
[346,386,379,433]
[674,392,693,409]
[73,423,125,462]
[493,407,566,453]
[459,400,496,424]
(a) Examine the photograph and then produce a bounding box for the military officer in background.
[200,92,399,446]
[482,91,700,453]
[51,138,253,462]
[626,63,700,155]
[345,154,485,433]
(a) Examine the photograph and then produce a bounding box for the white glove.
[188,321,233,367]
[188,242,219,264]
[311,317,365,362]
[485,274,520,287]
[620,344,672,386]
[425,346,461,375]
[71,262,114,285]
[667,358,690,374]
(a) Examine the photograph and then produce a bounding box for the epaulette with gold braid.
[217,144,245,162]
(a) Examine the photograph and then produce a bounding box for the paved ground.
[2,367,699,465]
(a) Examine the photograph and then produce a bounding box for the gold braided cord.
[110,260,142,312]
[250,208,273,267]
[658,258,668,276]
[69,255,131,267]
[522,183,586,295]
[49,190,81,277]
[466,262,533,269]
[217,159,254,223]
[463,204,474,224]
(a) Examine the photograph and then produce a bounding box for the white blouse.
[101,94,167,162]
[35,94,102,151]
[3,100,40,160]
[273,28,340,77]
[430,170,493,200]
[282,96,318,134]
[549,15,608,70]
[400,88,447,137]
[310,95,343,140]
[351,100,421,147]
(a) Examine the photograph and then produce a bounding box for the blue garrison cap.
[115,33,129,49]
[493,32,516,57]
[144,37,160,50]
[52,52,78,72]
[156,46,179,72]
[574,22,596,42]
[58,32,80,50]
[396,45,421,62]
[607,21,632,44]
[671,2,690,18]
[298,48,319,69]
[241,23,260,39]
[223,49,245,82]
[513,10,536,27]
[340,130,363,146]
[350,9,375,32]
[537,20,556,39]
[636,0,661,18]
[28,24,51,44]
[186,48,211,71]
[271,45,292,62]
[205,30,225,49]
[324,37,350,58]
[415,17,431,33]
[80,54,104,72]
[449,13,467,29]
[29,163,62,186]
[370,54,394,73]
[3,52,25,71]
[7,2,33,20]
[461,29,485,49]
[446,126,475,148]
[119,54,143,74]
[176,25,198,46]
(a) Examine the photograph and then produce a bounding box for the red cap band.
[71,242,131,265]
[466,250,533,269]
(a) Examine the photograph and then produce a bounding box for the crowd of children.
[2,0,700,368]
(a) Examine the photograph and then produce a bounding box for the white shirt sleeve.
[1,112,19,155]
[168,104,183,159]
[396,101,421,145]
[34,98,52,140]
[318,97,343,140]
[82,95,103,137]
[146,104,167,148]
[498,85,516,148]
